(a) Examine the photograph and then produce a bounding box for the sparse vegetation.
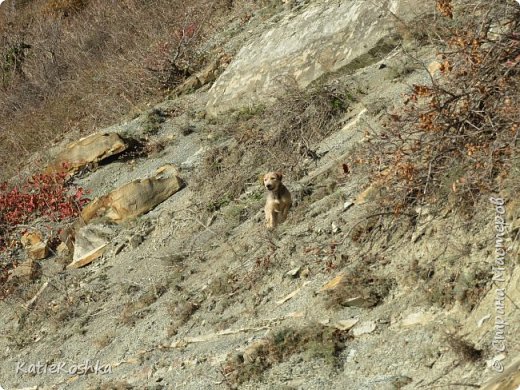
[323,258,394,309]
[354,0,519,215]
[0,169,89,287]
[0,0,242,180]
[4,272,94,348]
[0,0,515,388]
[194,80,351,213]
[410,259,491,310]
[208,272,237,296]
[445,333,483,363]
[143,108,169,136]
[167,298,199,336]
[94,332,114,349]
[119,284,167,326]
[222,324,349,387]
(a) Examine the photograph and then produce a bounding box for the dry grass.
[0,0,251,181]
[445,334,483,362]
[166,298,199,336]
[405,235,492,311]
[323,257,395,309]
[119,284,167,326]
[193,80,351,213]
[222,323,349,387]
[418,263,490,310]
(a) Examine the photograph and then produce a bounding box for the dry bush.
[222,324,349,387]
[414,262,490,310]
[0,0,244,180]
[167,298,199,336]
[43,0,90,17]
[354,0,520,216]
[323,256,395,309]
[194,80,350,212]
[445,334,482,362]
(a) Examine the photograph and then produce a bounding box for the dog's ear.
[275,172,283,181]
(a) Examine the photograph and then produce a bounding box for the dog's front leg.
[265,206,274,228]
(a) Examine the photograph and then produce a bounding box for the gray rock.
[207,0,426,116]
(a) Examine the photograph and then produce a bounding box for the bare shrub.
[445,334,483,362]
[222,324,349,386]
[353,0,520,215]
[323,259,395,309]
[194,80,351,212]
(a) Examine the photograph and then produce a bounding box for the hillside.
[0,0,519,389]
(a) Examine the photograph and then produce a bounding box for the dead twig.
[24,280,49,309]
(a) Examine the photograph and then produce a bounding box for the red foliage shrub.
[0,169,89,252]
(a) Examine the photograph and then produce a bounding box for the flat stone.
[47,132,127,174]
[343,200,355,211]
[334,318,359,331]
[352,321,376,337]
[21,232,49,260]
[67,223,115,269]
[285,266,301,278]
[81,164,184,224]
[401,311,434,327]
[319,273,345,292]
[343,296,377,308]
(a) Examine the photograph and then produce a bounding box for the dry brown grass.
[222,323,350,387]
[0,0,249,180]
[193,80,351,213]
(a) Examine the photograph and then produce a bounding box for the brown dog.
[263,172,292,229]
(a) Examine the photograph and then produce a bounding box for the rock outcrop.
[206,0,426,116]
[47,132,127,174]
[80,164,184,224]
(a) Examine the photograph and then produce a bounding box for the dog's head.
[263,171,283,191]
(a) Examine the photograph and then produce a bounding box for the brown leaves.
[436,0,453,18]
[413,85,433,97]
[357,1,519,215]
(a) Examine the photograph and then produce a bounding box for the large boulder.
[80,164,184,224]
[206,0,427,116]
[47,132,127,174]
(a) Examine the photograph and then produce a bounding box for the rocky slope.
[0,1,519,389]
